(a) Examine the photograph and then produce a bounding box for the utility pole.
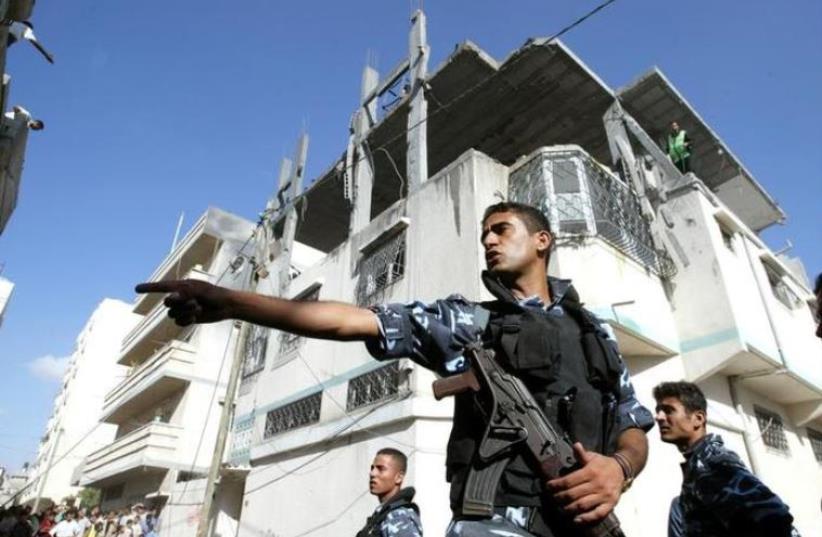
[32,426,62,513]
[196,132,309,537]
[195,317,248,537]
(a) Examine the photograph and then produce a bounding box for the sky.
[0,0,820,472]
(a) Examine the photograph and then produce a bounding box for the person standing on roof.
[666,121,692,174]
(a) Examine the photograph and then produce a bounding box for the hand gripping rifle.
[433,343,626,537]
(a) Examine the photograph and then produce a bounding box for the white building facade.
[204,21,821,537]
[77,208,254,533]
[21,298,140,508]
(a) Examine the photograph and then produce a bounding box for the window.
[754,406,789,452]
[241,324,269,378]
[355,232,406,306]
[808,428,822,463]
[346,362,404,411]
[763,264,800,310]
[264,392,322,439]
[278,285,321,359]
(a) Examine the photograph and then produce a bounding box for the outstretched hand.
[135,279,235,326]
[546,442,624,525]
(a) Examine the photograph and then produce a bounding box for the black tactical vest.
[446,272,623,512]
[356,487,419,537]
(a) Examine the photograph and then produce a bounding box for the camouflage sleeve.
[380,507,422,537]
[365,295,485,375]
[697,458,795,536]
[597,319,655,433]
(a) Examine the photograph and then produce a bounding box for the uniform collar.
[481,271,576,310]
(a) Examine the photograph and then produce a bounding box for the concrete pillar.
[349,65,379,232]
[278,134,309,295]
[406,10,429,191]
[603,102,658,219]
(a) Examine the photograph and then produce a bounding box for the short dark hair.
[376,447,407,473]
[653,381,707,415]
[482,202,552,236]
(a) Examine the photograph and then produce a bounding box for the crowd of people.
[0,504,158,537]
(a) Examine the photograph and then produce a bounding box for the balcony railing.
[509,146,675,278]
[102,341,196,423]
[81,421,182,486]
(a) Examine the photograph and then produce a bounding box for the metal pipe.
[727,376,762,475]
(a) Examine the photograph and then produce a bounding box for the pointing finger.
[135,281,186,294]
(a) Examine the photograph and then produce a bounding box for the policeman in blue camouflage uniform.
[654,381,800,537]
[137,202,654,537]
[357,448,422,537]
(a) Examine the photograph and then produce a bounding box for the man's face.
[655,396,705,448]
[481,211,550,275]
[368,454,403,498]
[671,121,680,132]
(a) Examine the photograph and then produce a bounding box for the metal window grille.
[264,392,322,439]
[278,285,321,359]
[229,416,254,462]
[241,324,269,378]
[763,264,800,310]
[808,428,822,463]
[346,362,405,411]
[355,232,406,306]
[508,149,676,278]
[754,406,789,452]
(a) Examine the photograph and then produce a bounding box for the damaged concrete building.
[131,12,822,537]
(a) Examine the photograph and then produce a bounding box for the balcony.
[133,207,257,315]
[80,422,183,487]
[120,267,211,365]
[509,145,675,278]
[102,341,196,424]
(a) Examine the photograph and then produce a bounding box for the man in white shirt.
[49,510,80,537]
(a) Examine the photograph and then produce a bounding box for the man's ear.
[535,230,552,255]
[394,471,405,485]
[692,410,706,431]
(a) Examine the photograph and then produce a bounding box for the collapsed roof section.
[295,38,619,252]
[294,41,785,253]
[618,68,784,232]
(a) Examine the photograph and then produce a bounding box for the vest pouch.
[564,388,607,453]
[509,315,561,381]
[580,331,621,394]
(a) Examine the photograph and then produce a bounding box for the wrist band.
[612,452,634,480]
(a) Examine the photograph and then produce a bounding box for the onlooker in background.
[653,381,799,537]
[666,121,692,174]
[75,509,90,537]
[48,510,80,537]
[0,508,18,537]
[35,510,55,537]
[11,507,32,537]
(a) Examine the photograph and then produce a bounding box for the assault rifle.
[433,343,626,537]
